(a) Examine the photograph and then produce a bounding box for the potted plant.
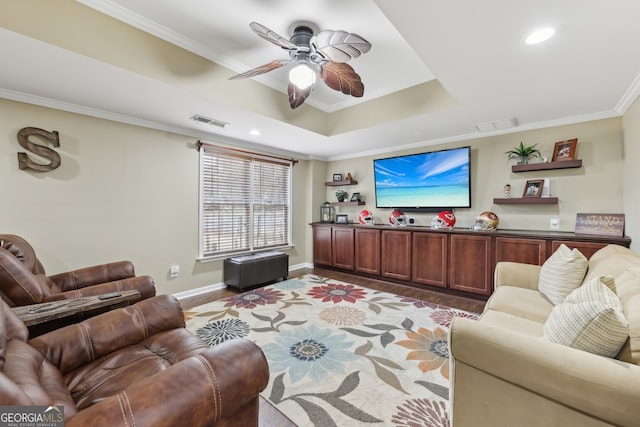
[335,190,348,202]
[505,142,542,165]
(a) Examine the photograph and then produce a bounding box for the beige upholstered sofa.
[449,244,640,427]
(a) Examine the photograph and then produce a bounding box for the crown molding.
[0,88,314,161]
[615,71,640,114]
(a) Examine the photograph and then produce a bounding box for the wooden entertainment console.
[311,223,631,300]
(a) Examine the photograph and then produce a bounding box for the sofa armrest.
[65,339,269,427]
[29,295,184,374]
[43,275,156,302]
[0,248,48,305]
[450,317,640,427]
[494,261,541,290]
[48,261,135,291]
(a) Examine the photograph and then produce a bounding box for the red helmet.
[476,211,499,229]
[358,209,374,225]
[389,209,407,226]
[433,211,456,228]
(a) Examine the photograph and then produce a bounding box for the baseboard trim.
[173,263,311,301]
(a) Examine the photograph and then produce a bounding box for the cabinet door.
[381,230,412,281]
[551,240,608,260]
[412,232,447,288]
[312,226,332,266]
[495,237,547,265]
[450,234,493,296]
[332,227,355,270]
[355,228,381,275]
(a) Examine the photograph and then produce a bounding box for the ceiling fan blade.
[249,22,298,51]
[311,30,372,63]
[288,83,311,109]
[320,62,364,97]
[228,59,290,80]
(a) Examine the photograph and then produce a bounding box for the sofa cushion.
[480,309,545,337]
[484,286,553,324]
[614,266,640,364]
[538,244,588,305]
[543,276,628,358]
[583,244,640,284]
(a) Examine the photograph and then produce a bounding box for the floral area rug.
[184,274,479,427]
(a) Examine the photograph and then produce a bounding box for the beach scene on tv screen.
[374,148,470,208]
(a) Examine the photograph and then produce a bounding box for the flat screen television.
[373,146,471,211]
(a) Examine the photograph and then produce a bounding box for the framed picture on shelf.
[523,179,544,197]
[333,173,343,182]
[335,214,349,224]
[350,192,360,202]
[551,138,578,161]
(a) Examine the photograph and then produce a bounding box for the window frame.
[198,143,293,260]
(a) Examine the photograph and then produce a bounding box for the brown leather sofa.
[1,294,269,426]
[0,233,155,304]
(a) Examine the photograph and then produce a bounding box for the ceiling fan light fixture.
[231,21,371,108]
[289,62,316,90]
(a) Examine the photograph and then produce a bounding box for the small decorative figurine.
[345,172,353,181]
[504,184,511,198]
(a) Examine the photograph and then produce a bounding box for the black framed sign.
[335,214,349,224]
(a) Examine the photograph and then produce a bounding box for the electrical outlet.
[550,218,560,230]
[169,265,180,278]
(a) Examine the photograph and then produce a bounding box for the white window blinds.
[199,143,292,258]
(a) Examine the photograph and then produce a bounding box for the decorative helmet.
[476,211,500,229]
[358,209,375,225]
[389,209,407,227]
[431,210,456,229]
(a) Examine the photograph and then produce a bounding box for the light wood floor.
[180,267,487,427]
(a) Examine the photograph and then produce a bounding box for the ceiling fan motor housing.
[290,26,313,47]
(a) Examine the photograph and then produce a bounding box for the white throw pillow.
[538,244,588,305]
[543,276,629,358]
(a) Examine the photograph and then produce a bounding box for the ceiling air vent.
[190,115,229,129]
[474,117,517,133]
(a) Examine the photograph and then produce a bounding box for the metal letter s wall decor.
[17,127,62,172]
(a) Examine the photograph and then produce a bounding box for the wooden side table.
[12,290,140,326]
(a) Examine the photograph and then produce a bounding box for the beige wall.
[622,96,640,252]
[1,97,635,297]
[0,98,311,295]
[325,118,625,233]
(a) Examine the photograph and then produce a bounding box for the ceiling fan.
[229,22,372,109]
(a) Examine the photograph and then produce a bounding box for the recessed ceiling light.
[525,27,556,45]
[249,129,261,136]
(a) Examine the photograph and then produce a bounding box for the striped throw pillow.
[539,244,588,305]
[543,275,629,358]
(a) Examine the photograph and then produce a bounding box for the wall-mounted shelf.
[512,159,582,172]
[332,201,365,206]
[325,179,358,186]
[493,197,558,205]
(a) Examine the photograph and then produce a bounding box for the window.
[198,143,292,258]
